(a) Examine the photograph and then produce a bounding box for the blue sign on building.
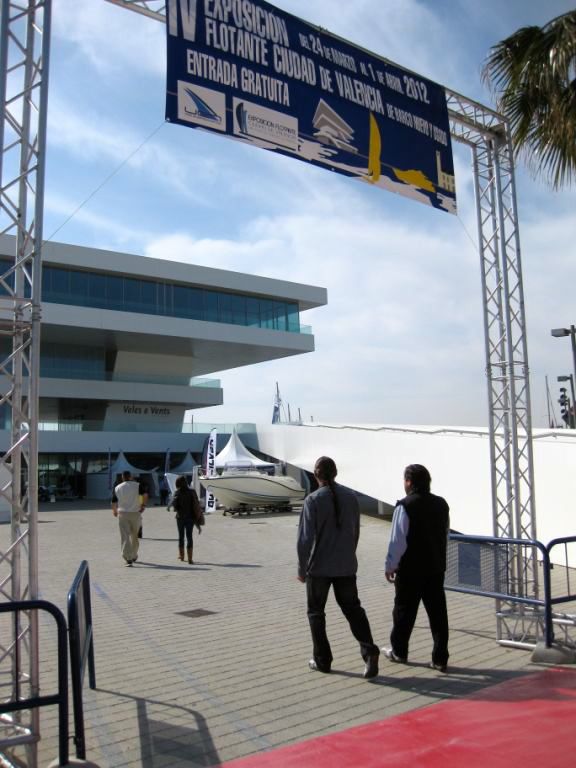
[166,0,456,213]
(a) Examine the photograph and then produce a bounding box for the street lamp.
[551,325,576,409]
[557,375,576,428]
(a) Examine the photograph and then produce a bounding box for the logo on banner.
[312,99,358,154]
[177,81,226,130]
[233,98,298,152]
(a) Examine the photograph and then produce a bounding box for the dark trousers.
[177,519,193,548]
[306,575,379,671]
[390,570,449,666]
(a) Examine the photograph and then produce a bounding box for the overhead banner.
[166,0,456,213]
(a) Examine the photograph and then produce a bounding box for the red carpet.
[222,668,576,768]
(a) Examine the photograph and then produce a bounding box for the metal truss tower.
[0,0,538,761]
[446,91,538,643]
[0,0,52,764]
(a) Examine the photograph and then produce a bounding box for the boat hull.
[200,473,305,510]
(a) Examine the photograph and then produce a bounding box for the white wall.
[255,423,576,549]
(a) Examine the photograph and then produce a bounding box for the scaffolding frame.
[0,0,538,761]
[0,0,51,764]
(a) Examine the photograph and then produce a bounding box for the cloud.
[143,184,486,425]
[47,98,219,202]
[150,169,576,428]
[44,193,155,248]
[52,0,166,77]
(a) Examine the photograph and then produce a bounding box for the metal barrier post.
[539,547,554,648]
[68,561,96,760]
[0,599,69,766]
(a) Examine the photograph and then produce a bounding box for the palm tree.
[482,11,576,189]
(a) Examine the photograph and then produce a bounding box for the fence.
[68,560,96,761]
[0,599,69,766]
[446,533,576,649]
[0,561,97,766]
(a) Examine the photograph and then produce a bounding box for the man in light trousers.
[112,470,147,566]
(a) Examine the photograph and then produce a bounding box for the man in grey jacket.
[297,456,379,678]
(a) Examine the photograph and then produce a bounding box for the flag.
[205,428,217,513]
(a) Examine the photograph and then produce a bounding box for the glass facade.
[40,342,106,380]
[38,452,183,497]
[41,264,302,332]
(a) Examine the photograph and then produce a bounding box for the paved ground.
[2,501,545,767]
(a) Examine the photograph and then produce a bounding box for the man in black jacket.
[383,464,450,671]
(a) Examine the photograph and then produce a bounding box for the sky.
[44,0,576,428]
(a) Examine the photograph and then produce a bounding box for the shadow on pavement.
[134,561,212,572]
[95,688,221,767]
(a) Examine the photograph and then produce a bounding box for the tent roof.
[110,452,154,477]
[215,430,274,469]
[171,450,196,474]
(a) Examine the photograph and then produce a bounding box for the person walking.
[137,478,148,539]
[383,464,450,671]
[172,475,202,564]
[112,470,148,566]
[159,475,169,507]
[297,456,379,679]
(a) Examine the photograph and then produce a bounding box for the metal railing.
[18,369,223,387]
[446,533,576,649]
[35,420,258,434]
[67,560,96,761]
[0,600,69,767]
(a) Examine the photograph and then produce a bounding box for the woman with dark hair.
[297,456,380,678]
[172,475,202,564]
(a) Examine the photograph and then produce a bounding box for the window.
[41,265,303,332]
[105,275,123,310]
[41,343,105,380]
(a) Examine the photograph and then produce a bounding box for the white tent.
[215,430,275,471]
[171,450,196,474]
[110,451,151,477]
[86,452,159,500]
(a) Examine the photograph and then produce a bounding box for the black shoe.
[363,654,379,679]
[125,560,133,567]
[308,659,331,674]
[429,662,448,672]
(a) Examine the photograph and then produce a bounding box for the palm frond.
[482,11,576,188]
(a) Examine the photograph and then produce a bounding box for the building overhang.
[41,304,316,376]
[0,234,327,311]
[39,378,223,409]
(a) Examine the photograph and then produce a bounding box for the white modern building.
[0,234,326,496]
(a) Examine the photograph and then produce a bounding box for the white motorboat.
[199,428,306,510]
[200,471,305,510]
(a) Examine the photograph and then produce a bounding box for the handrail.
[0,599,69,766]
[546,537,576,606]
[68,560,96,761]
[295,422,576,440]
[447,533,554,648]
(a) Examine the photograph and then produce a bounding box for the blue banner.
[166,0,456,213]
